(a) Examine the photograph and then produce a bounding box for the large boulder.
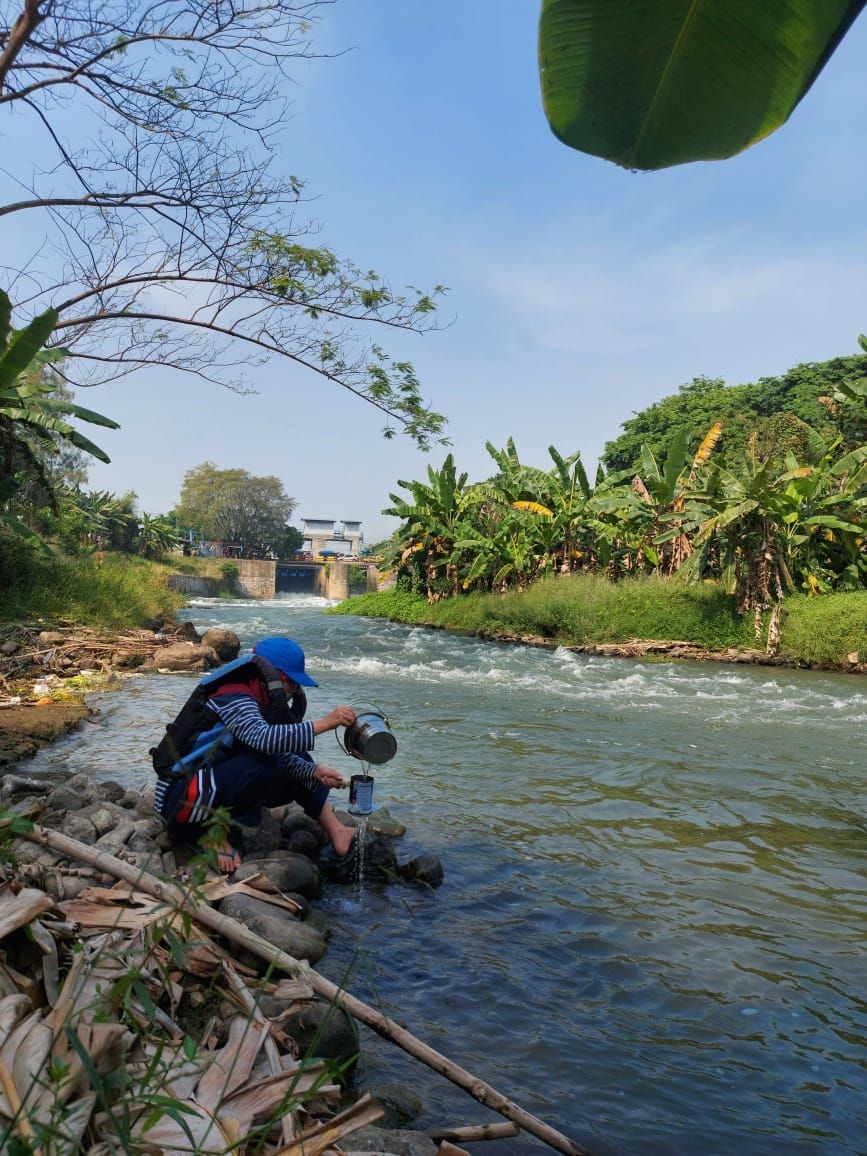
[235,853,322,899]
[200,628,241,662]
[274,997,358,1067]
[152,643,219,673]
[216,892,327,963]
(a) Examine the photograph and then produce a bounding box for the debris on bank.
[0,769,583,1155]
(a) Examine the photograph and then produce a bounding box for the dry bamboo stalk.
[0,1055,40,1151]
[22,824,591,1156]
[222,963,297,1144]
[430,1121,520,1142]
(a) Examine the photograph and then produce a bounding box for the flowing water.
[26,596,867,1154]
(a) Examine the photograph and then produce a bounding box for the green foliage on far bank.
[332,577,867,668]
[0,537,185,629]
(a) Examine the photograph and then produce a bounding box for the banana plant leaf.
[539,0,867,170]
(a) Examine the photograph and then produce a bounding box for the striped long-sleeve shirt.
[206,691,319,788]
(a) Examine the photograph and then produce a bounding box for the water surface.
[28,596,867,1154]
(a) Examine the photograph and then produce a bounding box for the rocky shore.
[0,769,461,1154]
[0,622,485,1155]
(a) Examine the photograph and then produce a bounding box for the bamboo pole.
[20,824,591,1156]
[430,1121,520,1142]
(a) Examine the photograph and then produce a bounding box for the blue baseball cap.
[253,637,318,687]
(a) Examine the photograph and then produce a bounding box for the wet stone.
[217,892,327,964]
[400,854,444,889]
[277,996,358,1067]
[96,780,126,804]
[46,785,87,812]
[370,1083,424,1129]
[235,854,322,899]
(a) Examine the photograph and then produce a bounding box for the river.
[25,595,867,1155]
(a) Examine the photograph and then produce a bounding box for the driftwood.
[21,823,590,1156]
[430,1121,520,1142]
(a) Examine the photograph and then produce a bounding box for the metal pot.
[342,709,397,765]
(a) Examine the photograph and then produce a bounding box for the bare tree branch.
[0,0,448,447]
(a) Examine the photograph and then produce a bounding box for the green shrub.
[330,575,867,665]
[0,541,185,629]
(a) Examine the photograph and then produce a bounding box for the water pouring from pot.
[337,705,397,815]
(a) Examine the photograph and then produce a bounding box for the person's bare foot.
[331,825,356,858]
[216,841,241,873]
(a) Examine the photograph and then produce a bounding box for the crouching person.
[152,636,357,873]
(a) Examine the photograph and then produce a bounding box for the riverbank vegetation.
[332,581,866,668]
[348,355,867,662]
[0,537,185,629]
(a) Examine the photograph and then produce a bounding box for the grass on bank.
[0,536,186,629]
[331,574,867,668]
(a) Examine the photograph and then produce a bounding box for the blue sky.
[16,3,867,544]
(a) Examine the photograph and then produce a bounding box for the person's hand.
[313,764,347,789]
[314,705,356,734]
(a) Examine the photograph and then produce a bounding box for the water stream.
[24,595,867,1154]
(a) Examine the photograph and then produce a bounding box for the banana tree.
[0,290,119,546]
[384,454,479,599]
[633,423,723,573]
[539,0,867,170]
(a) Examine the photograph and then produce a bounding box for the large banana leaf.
[539,0,867,170]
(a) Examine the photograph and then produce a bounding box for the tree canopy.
[0,1,447,447]
[602,356,867,472]
[175,461,296,553]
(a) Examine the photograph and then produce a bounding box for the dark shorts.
[160,750,328,835]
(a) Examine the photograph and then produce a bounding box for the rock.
[56,814,97,844]
[200,628,241,662]
[319,831,398,885]
[153,642,219,673]
[281,806,328,848]
[38,631,67,645]
[0,640,20,655]
[234,854,322,899]
[285,892,310,920]
[369,1083,423,1129]
[343,1126,438,1156]
[1,774,55,799]
[216,893,327,963]
[67,774,98,804]
[46,784,87,812]
[96,780,126,804]
[284,829,320,861]
[127,830,159,855]
[847,651,860,665]
[339,806,406,838]
[83,805,124,838]
[118,789,143,810]
[236,808,282,858]
[400,854,444,889]
[276,996,358,1067]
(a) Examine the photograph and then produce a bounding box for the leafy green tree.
[603,358,865,473]
[176,462,297,554]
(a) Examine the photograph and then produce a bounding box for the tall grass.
[333,575,867,667]
[0,537,185,628]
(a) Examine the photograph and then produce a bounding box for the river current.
[25,596,867,1155]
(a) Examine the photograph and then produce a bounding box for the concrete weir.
[170,560,379,601]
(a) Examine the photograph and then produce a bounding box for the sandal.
[216,844,242,874]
